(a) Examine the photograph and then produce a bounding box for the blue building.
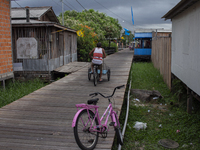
[134,32,152,61]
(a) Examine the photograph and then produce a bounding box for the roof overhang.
[162,0,199,20]
[53,24,77,33]
[12,20,77,33]
[134,32,152,38]
[41,7,60,23]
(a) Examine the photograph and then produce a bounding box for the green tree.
[58,9,122,61]
[121,30,134,46]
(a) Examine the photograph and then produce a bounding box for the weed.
[113,62,200,150]
[0,78,48,108]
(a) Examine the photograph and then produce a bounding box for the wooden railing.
[104,47,116,55]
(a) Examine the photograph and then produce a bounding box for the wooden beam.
[191,91,200,102]
[187,88,193,114]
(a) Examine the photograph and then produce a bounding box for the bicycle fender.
[72,108,86,127]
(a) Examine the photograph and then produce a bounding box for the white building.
[162,0,200,112]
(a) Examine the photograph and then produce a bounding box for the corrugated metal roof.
[11,6,59,23]
[12,6,50,19]
[12,19,53,24]
[162,0,199,20]
[11,6,76,33]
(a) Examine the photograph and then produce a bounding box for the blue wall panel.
[134,48,152,55]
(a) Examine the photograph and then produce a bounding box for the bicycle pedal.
[109,122,115,126]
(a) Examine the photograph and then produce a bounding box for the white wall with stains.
[171,1,200,95]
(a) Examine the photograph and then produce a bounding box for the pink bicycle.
[72,85,124,150]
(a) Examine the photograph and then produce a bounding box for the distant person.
[89,42,106,82]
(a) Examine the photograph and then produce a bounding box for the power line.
[56,0,130,33]
[13,0,34,17]
[62,1,73,10]
[64,0,79,11]
[51,0,73,12]
[13,0,23,7]
[94,0,132,25]
[52,0,78,11]
[94,0,123,20]
[76,0,86,10]
[51,0,62,8]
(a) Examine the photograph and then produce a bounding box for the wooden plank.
[54,62,90,73]
[0,48,133,149]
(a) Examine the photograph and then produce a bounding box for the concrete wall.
[0,0,14,81]
[171,1,200,95]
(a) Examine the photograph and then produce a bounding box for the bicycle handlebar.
[116,85,125,89]
[89,85,125,98]
[89,93,98,97]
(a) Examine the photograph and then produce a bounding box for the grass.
[0,78,48,108]
[113,62,200,150]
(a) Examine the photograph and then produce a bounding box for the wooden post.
[187,88,193,114]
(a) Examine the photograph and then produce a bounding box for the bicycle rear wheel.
[107,69,110,81]
[74,109,99,150]
[88,68,91,80]
[114,113,123,145]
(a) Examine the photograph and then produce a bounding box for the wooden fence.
[151,36,172,89]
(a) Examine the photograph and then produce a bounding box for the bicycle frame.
[72,102,119,134]
[72,85,124,149]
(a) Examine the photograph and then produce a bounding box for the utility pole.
[62,0,64,25]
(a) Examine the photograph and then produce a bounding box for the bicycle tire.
[107,69,110,81]
[93,67,98,86]
[88,68,91,80]
[74,109,99,150]
[114,113,123,145]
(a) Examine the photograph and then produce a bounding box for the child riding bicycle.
[89,42,106,82]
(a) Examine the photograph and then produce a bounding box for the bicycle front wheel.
[74,109,99,150]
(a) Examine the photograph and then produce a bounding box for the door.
[59,34,64,66]
[68,35,72,62]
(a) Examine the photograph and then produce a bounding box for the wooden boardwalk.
[0,49,133,150]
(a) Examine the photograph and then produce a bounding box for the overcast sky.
[11,0,181,33]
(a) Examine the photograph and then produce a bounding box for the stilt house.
[11,6,77,80]
[162,0,200,113]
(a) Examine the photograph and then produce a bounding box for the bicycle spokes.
[74,110,99,149]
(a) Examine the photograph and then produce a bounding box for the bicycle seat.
[87,98,99,105]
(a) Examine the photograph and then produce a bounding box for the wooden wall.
[151,35,172,89]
